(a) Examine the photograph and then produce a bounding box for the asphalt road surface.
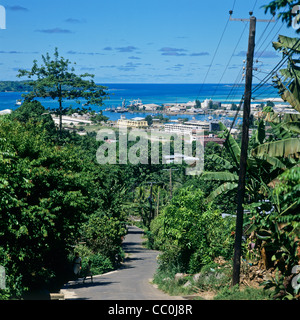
[61,225,184,300]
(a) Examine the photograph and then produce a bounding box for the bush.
[85,254,113,275]
[150,187,235,275]
[0,118,91,298]
[80,213,126,264]
[69,245,114,278]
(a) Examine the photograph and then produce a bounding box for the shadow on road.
[65,280,118,289]
[126,229,144,235]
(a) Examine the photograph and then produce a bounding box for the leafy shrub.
[150,187,235,274]
[0,118,91,297]
[0,289,10,301]
[80,213,126,264]
[82,253,113,275]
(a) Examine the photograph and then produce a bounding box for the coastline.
[0,83,286,123]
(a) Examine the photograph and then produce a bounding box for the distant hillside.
[0,81,33,92]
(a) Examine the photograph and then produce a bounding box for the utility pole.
[163,168,178,200]
[145,181,160,225]
[232,13,256,287]
[229,10,274,286]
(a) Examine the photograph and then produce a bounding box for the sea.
[0,83,279,122]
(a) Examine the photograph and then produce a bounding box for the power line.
[251,0,258,12]
[211,21,249,99]
[255,19,280,57]
[252,53,291,94]
[232,0,237,11]
[196,16,230,100]
[255,17,273,50]
[224,68,244,103]
[251,37,300,93]
[255,7,288,60]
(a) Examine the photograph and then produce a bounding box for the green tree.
[10,100,56,136]
[17,48,108,135]
[264,1,300,33]
[91,111,109,124]
[150,187,235,274]
[145,115,153,126]
[195,99,201,108]
[0,117,92,297]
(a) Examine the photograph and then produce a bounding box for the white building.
[163,153,199,164]
[138,103,160,111]
[201,98,212,109]
[164,120,210,137]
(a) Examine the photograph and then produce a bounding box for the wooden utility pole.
[232,15,256,287]
[163,168,178,200]
[145,181,160,224]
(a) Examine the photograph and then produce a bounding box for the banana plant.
[272,35,300,113]
[201,121,297,202]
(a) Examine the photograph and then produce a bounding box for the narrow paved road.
[61,225,184,300]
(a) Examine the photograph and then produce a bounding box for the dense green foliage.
[150,188,235,275]
[264,1,300,34]
[0,117,90,296]
[0,112,128,298]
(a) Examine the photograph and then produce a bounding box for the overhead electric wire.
[211,21,249,99]
[255,18,281,59]
[224,66,245,104]
[254,17,273,51]
[251,0,258,12]
[254,7,288,61]
[195,0,238,100]
[224,0,286,141]
[251,37,300,94]
[251,38,300,107]
[252,54,290,94]
[232,0,237,11]
[196,16,230,100]
[223,0,258,140]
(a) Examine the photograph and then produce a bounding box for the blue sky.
[0,0,297,83]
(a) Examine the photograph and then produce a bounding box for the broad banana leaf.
[219,122,241,166]
[207,182,238,202]
[281,121,300,134]
[270,122,292,139]
[272,35,300,113]
[251,138,300,158]
[206,154,233,170]
[201,171,239,181]
[254,154,286,170]
[282,114,300,122]
[264,111,280,123]
[272,35,300,53]
[273,77,300,113]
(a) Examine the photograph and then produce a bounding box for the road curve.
[61,225,184,300]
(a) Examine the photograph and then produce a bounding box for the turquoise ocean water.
[0,83,279,122]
